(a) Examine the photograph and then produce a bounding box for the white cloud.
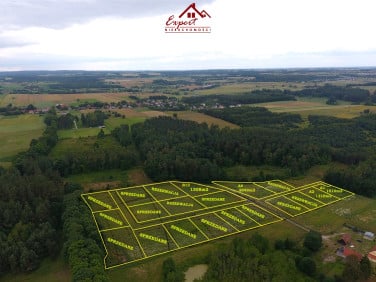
[0,0,376,70]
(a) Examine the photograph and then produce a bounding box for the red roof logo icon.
[164,2,212,33]
[179,3,211,19]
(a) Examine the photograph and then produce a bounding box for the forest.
[0,110,107,280]
[182,89,296,106]
[126,112,376,197]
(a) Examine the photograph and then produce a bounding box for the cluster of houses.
[336,231,375,262]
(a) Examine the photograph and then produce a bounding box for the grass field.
[168,111,239,129]
[193,82,308,95]
[0,255,71,282]
[105,190,376,282]
[258,97,376,118]
[0,114,45,163]
[57,127,108,139]
[66,169,129,192]
[106,220,308,282]
[81,179,355,271]
[0,93,163,108]
[57,115,146,139]
[0,93,130,107]
[225,165,289,181]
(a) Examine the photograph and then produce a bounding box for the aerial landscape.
[1,0,376,281]
[0,68,376,282]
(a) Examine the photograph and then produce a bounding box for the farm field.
[0,93,154,108]
[0,114,45,164]
[258,97,376,118]
[167,111,239,129]
[57,114,147,139]
[82,180,354,269]
[57,109,237,140]
[194,82,309,95]
[0,93,118,107]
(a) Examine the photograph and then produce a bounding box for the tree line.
[182,89,296,107]
[0,109,108,280]
[62,184,108,281]
[129,116,330,181]
[0,110,63,273]
[202,106,302,128]
[127,113,376,197]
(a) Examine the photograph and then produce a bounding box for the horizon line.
[1,66,376,73]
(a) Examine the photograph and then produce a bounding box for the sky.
[1,0,376,71]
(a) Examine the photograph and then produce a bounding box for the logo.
[165,3,211,33]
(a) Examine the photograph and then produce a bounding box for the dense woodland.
[0,112,63,273]
[127,113,376,197]
[202,107,302,128]
[0,110,107,280]
[182,89,296,106]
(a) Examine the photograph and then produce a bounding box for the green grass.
[57,127,109,139]
[0,161,12,168]
[50,137,95,158]
[225,165,289,181]
[105,117,146,131]
[193,82,306,95]
[69,98,100,107]
[168,111,238,129]
[66,169,129,189]
[106,193,376,282]
[0,255,70,282]
[0,114,45,161]
[57,117,145,139]
[294,195,376,234]
[107,220,307,282]
[257,97,376,119]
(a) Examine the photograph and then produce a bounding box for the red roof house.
[343,247,362,261]
[368,246,376,263]
[339,234,351,245]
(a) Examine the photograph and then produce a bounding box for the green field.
[258,97,376,118]
[57,116,146,139]
[0,254,71,282]
[0,114,45,164]
[105,193,374,282]
[193,82,307,95]
[168,111,238,129]
[80,180,356,270]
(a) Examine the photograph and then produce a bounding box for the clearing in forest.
[82,180,354,269]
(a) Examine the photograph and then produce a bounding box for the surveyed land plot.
[265,181,354,217]
[213,180,294,199]
[116,181,247,224]
[82,180,354,269]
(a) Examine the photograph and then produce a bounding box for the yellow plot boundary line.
[81,180,353,270]
[265,182,354,217]
[122,181,248,224]
[102,202,283,269]
[212,180,296,200]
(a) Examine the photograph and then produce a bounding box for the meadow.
[0,93,152,108]
[167,111,239,129]
[258,97,376,118]
[0,114,45,166]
